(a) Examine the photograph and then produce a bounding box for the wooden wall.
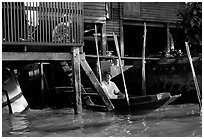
[106,2,121,36]
[83,2,186,56]
[123,2,185,23]
[84,2,106,23]
[84,2,185,36]
[84,2,121,36]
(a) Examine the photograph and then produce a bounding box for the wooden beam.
[2,52,72,61]
[72,47,82,114]
[85,54,160,61]
[80,54,114,111]
[94,25,102,83]
[120,19,125,65]
[101,22,107,56]
[166,23,170,52]
[120,19,124,58]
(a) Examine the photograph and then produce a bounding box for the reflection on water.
[9,115,30,135]
[2,104,202,137]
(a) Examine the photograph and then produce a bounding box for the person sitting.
[101,72,125,99]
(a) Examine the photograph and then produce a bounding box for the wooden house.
[2,2,187,114]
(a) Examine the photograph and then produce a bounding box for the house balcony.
[2,2,84,52]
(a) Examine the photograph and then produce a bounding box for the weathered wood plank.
[72,47,82,114]
[84,2,105,7]
[84,6,105,10]
[2,52,72,61]
[80,54,114,111]
[85,54,160,61]
[84,16,106,23]
[106,20,120,36]
[106,2,120,36]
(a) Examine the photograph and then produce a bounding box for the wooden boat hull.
[84,92,181,113]
[110,93,180,112]
[2,68,28,114]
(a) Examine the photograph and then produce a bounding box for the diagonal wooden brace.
[80,54,114,111]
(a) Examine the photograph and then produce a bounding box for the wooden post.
[101,22,107,56]
[142,22,147,96]
[166,23,170,52]
[94,25,102,83]
[40,62,44,107]
[120,19,124,65]
[72,47,82,114]
[185,42,202,109]
[113,33,130,109]
[80,54,114,111]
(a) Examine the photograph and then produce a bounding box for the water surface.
[2,104,202,137]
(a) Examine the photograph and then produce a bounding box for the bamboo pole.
[94,25,102,83]
[185,42,202,109]
[142,22,147,96]
[113,33,130,108]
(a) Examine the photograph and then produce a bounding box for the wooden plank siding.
[84,2,106,23]
[106,2,120,36]
[140,2,185,23]
[106,20,120,36]
[84,2,121,36]
[122,2,185,24]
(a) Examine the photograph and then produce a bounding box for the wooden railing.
[2,2,83,47]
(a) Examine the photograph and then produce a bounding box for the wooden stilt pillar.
[72,47,82,114]
[40,62,44,107]
[142,22,147,96]
[120,19,124,65]
[101,22,107,56]
[166,23,170,52]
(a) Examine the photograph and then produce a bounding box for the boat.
[111,55,202,104]
[83,92,181,113]
[2,67,29,114]
[110,92,181,112]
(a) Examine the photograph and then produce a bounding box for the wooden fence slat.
[2,2,83,46]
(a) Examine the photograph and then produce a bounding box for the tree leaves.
[177,2,202,46]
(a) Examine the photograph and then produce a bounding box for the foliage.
[177,2,202,46]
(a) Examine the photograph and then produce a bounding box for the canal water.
[2,103,202,137]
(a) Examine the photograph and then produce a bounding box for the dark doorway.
[124,25,167,58]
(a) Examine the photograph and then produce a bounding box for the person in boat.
[101,72,125,99]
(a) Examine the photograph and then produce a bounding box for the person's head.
[104,72,112,83]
